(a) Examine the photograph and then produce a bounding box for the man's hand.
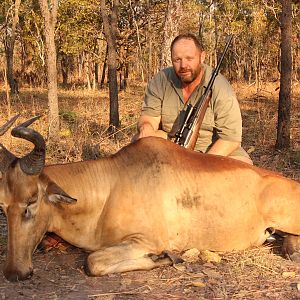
[133,115,168,141]
[138,122,156,138]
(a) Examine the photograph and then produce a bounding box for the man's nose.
[180,59,188,69]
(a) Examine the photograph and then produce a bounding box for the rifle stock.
[174,35,233,150]
[184,97,210,150]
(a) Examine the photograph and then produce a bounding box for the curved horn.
[11,115,45,175]
[0,115,19,172]
[0,114,20,136]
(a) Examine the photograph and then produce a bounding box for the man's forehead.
[172,39,200,53]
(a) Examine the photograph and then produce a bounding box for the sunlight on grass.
[0,82,299,179]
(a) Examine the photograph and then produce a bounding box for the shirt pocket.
[161,98,182,133]
[201,107,214,133]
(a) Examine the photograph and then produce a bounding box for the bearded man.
[134,33,252,164]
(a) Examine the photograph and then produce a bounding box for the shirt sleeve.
[141,72,165,117]
[211,75,242,143]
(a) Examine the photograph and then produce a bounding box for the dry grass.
[1,81,299,179]
[0,81,299,299]
[0,84,145,163]
[0,83,299,214]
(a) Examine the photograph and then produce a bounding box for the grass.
[0,80,299,297]
[0,81,299,178]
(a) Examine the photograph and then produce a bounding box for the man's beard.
[177,66,202,84]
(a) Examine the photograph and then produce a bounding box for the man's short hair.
[170,33,204,53]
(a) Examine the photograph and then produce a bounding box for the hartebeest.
[0,115,300,282]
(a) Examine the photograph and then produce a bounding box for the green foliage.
[57,0,102,56]
[0,0,299,85]
[60,110,77,123]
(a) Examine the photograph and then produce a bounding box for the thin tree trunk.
[160,0,182,69]
[100,0,120,131]
[147,4,152,81]
[5,0,21,94]
[276,0,292,149]
[4,69,11,117]
[100,45,108,89]
[38,0,59,141]
[61,54,69,87]
[129,0,144,81]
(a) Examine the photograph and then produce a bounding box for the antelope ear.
[46,181,77,204]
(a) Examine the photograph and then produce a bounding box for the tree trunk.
[147,3,153,81]
[160,0,182,69]
[276,0,292,150]
[95,62,99,84]
[100,45,108,89]
[61,54,69,87]
[4,0,21,94]
[100,0,120,131]
[38,0,59,141]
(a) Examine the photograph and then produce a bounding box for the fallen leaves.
[181,248,222,264]
[181,248,200,263]
[282,271,296,279]
[199,250,222,263]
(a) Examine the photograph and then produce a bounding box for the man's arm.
[206,138,240,156]
[136,115,168,139]
[209,73,242,157]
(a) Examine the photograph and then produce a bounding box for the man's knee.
[229,147,253,165]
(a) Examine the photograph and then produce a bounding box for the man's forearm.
[207,139,240,156]
[137,115,167,139]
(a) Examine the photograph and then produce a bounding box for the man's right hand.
[133,115,168,141]
[138,122,157,138]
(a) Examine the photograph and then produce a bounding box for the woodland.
[0,0,299,144]
[0,0,299,299]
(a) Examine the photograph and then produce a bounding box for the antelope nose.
[3,266,33,282]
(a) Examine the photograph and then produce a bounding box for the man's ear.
[46,181,77,204]
[200,51,206,64]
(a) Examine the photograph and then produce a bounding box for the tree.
[4,0,21,94]
[57,0,103,88]
[38,0,59,140]
[100,0,120,132]
[160,0,182,69]
[276,0,292,149]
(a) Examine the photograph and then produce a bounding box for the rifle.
[174,34,233,150]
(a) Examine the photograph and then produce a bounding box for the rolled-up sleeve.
[212,75,242,143]
[141,72,165,117]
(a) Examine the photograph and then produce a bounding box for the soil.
[0,82,299,299]
[1,237,300,299]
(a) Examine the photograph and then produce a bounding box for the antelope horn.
[0,114,20,136]
[11,115,45,175]
[0,115,19,172]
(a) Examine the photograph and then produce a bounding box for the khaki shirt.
[141,64,242,153]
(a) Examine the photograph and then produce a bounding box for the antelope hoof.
[283,235,300,262]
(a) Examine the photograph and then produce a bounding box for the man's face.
[171,39,205,84]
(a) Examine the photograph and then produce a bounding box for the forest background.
[0,0,299,145]
[0,1,300,298]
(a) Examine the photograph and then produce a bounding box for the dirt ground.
[0,82,299,299]
[1,241,300,300]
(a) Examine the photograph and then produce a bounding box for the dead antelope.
[0,115,299,282]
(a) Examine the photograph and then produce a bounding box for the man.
[134,33,252,164]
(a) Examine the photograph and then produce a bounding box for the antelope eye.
[23,207,31,220]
